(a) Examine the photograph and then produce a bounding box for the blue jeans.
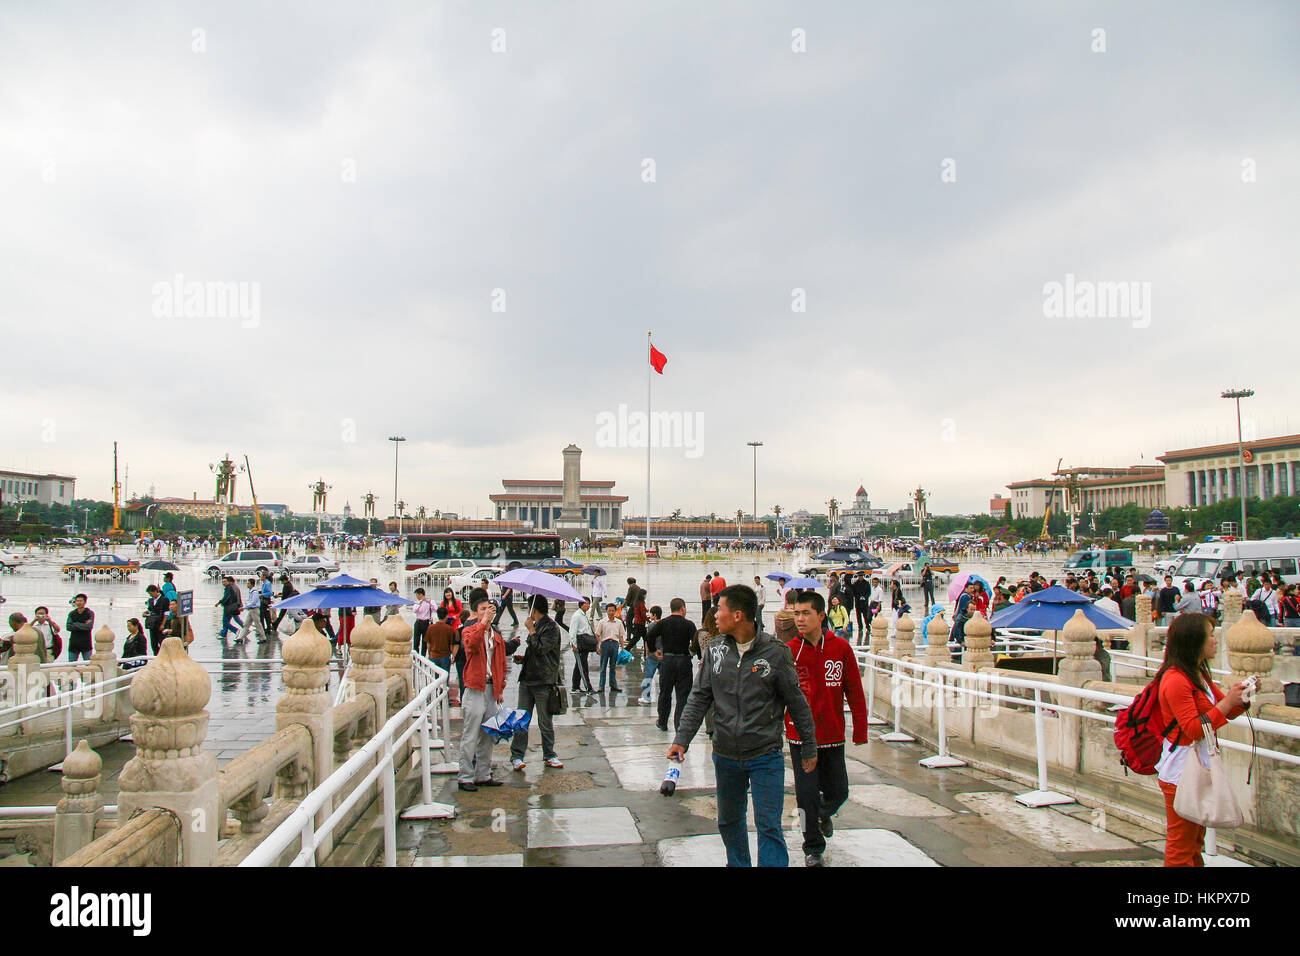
[68,648,91,662]
[598,641,621,691]
[640,654,659,699]
[220,611,243,638]
[713,749,788,867]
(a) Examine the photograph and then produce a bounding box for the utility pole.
[1221,388,1254,540]
[746,441,763,526]
[389,436,406,538]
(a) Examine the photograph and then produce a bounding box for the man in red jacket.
[786,590,870,866]
[709,570,727,607]
[457,591,508,791]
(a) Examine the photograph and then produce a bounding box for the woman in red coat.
[440,588,463,630]
[1153,613,1248,867]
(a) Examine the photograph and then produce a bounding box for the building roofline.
[1158,433,1300,463]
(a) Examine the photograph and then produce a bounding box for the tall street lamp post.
[389,436,407,538]
[747,441,763,527]
[1221,388,1254,540]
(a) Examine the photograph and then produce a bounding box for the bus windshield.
[1174,558,1221,579]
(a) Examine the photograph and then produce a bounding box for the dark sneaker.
[476,778,504,787]
[655,721,668,732]
[457,781,478,792]
[819,816,833,838]
[804,852,824,867]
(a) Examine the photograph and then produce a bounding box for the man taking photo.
[668,584,817,867]
[787,591,870,866]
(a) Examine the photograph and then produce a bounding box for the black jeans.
[657,653,693,729]
[147,625,164,656]
[571,648,593,691]
[789,741,849,856]
[494,599,518,627]
[413,620,429,655]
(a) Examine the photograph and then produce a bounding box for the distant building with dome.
[842,485,911,535]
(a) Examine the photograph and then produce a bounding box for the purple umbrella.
[491,568,582,602]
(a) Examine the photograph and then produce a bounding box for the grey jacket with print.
[674,629,817,762]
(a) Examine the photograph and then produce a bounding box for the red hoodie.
[784,629,870,747]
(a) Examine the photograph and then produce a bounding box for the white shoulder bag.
[1172,714,1244,829]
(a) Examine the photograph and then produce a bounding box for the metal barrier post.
[919,669,965,769]
[879,659,915,743]
[402,684,457,820]
[1014,686,1073,807]
[864,656,886,726]
[382,736,397,867]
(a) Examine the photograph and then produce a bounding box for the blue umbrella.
[491,568,582,602]
[273,586,414,610]
[782,577,823,590]
[765,571,795,583]
[312,573,373,589]
[989,585,1133,631]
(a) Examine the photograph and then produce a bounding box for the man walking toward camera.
[509,595,564,771]
[669,584,817,867]
[787,590,869,866]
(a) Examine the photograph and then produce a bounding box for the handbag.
[576,632,598,653]
[1173,715,1244,829]
[548,683,569,716]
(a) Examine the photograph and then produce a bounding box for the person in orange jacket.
[1153,612,1249,866]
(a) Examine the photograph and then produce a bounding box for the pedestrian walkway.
[392,649,1252,867]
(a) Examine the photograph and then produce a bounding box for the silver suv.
[204,549,285,578]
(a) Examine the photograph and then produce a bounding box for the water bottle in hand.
[660,755,683,796]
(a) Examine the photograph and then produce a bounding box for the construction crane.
[244,455,266,535]
[111,441,123,535]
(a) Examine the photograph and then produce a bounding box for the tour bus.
[1062,549,1134,576]
[404,531,560,571]
[1171,539,1300,590]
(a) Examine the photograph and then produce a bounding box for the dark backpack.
[1113,673,1178,775]
[1247,598,1272,625]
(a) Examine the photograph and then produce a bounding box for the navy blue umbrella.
[989,585,1132,631]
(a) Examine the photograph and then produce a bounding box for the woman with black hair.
[122,618,149,668]
[1153,613,1248,867]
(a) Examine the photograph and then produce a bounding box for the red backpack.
[1113,673,1178,775]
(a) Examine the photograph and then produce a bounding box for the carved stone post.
[91,624,118,721]
[1057,608,1103,685]
[349,615,388,726]
[116,638,219,866]
[925,613,952,665]
[963,611,995,669]
[7,623,41,709]
[1218,591,1244,673]
[276,617,334,858]
[894,614,916,660]
[53,740,104,864]
[869,613,890,658]
[1226,609,1283,707]
[381,613,414,701]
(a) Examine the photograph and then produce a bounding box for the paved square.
[527,807,641,848]
[657,828,938,867]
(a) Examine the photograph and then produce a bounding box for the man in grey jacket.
[510,595,564,771]
[668,584,818,867]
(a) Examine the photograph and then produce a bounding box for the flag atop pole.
[646,332,653,553]
[649,343,667,374]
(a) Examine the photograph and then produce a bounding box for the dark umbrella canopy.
[816,550,866,562]
[141,560,181,570]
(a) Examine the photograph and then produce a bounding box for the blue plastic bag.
[616,649,633,666]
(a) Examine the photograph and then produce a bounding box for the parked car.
[405,558,480,585]
[1152,553,1186,576]
[1063,549,1134,578]
[62,553,141,580]
[450,566,505,601]
[927,557,960,574]
[870,561,948,586]
[204,549,286,578]
[0,550,28,570]
[532,557,584,576]
[284,554,340,578]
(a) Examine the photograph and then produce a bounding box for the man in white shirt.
[591,573,607,617]
[753,577,767,633]
[594,603,626,693]
[1094,588,1121,619]
[1250,580,1279,624]
[236,578,268,644]
[568,597,595,692]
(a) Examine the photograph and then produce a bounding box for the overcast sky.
[2,2,1297,519]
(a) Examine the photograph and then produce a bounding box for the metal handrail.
[240,656,449,867]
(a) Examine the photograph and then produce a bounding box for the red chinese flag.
[649,344,667,374]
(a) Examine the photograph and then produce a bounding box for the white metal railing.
[240,655,450,867]
[854,648,1300,799]
[989,628,1232,677]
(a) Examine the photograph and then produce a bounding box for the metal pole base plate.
[919,754,967,769]
[401,802,456,820]
[1014,789,1074,808]
[878,732,915,743]
[865,715,888,726]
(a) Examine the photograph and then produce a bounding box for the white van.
[1171,540,1300,590]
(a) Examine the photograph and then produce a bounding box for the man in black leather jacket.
[509,595,565,771]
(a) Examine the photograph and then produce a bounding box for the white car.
[449,566,506,601]
[0,550,28,570]
[284,554,341,578]
[1153,554,1185,576]
[405,558,480,585]
[203,549,286,577]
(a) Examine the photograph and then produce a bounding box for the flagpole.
[646,330,652,554]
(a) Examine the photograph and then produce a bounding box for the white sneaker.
[511,758,526,772]
[638,697,654,705]
[545,756,564,768]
